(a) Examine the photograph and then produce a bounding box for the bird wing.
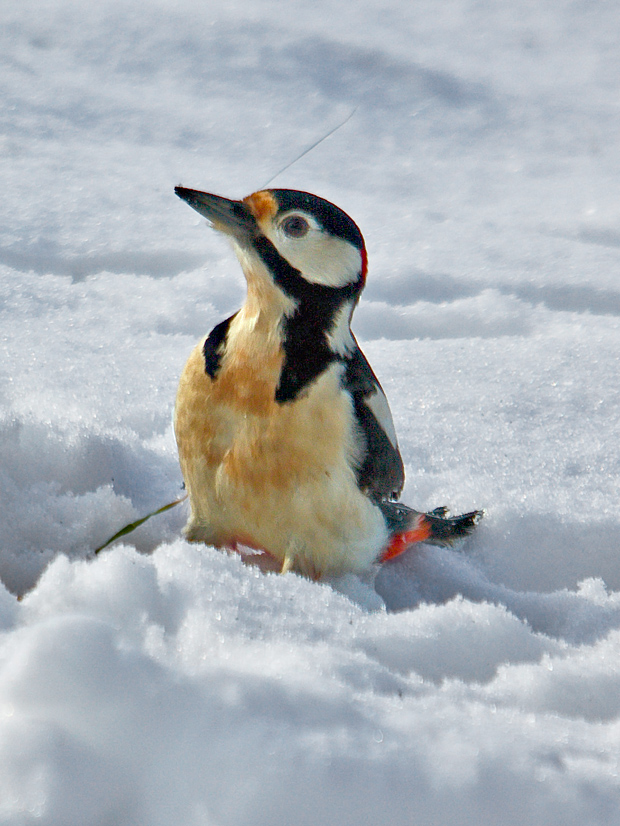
[202,313,237,378]
[342,342,405,501]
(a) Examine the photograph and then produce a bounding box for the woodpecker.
[173,186,482,579]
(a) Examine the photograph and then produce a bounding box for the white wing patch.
[326,301,355,356]
[364,385,399,449]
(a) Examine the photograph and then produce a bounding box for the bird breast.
[175,306,364,489]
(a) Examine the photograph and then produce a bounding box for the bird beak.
[175,187,256,240]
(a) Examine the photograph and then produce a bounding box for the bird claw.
[428,505,450,518]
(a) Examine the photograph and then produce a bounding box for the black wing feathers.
[343,345,405,501]
[203,313,237,379]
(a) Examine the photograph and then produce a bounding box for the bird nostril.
[231,202,249,220]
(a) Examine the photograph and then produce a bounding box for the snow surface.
[2,0,620,822]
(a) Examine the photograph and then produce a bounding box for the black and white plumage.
[173,186,481,578]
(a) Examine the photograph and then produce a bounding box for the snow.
[2,0,620,822]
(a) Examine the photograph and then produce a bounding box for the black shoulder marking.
[250,234,359,403]
[275,308,338,403]
[203,313,237,379]
[343,345,405,500]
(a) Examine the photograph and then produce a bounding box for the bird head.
[175,187,368,303]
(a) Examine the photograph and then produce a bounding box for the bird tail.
[377,503,483,563]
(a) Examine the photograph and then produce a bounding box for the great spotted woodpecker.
[174,186,482,579]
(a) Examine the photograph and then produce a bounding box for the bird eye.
[281,215,309,238]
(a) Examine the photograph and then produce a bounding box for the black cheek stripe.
[252,235,360,303]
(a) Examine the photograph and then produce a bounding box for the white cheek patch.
[290,233,362,287]
[269,225,362,289]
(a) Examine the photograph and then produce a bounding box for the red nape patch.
[378,515,432,563]
[359,246,368,287]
